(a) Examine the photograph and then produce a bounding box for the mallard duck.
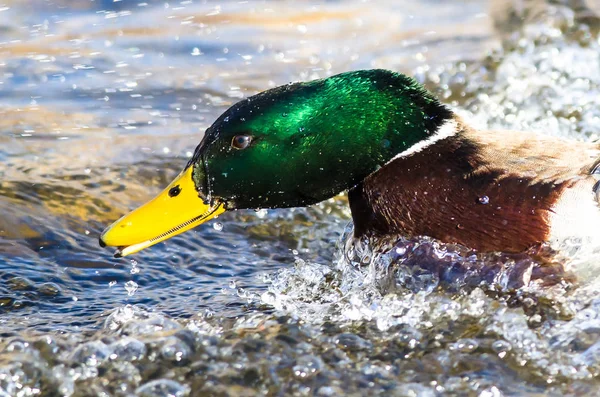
[99,69,600,263]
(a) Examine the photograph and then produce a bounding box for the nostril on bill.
[168,185,181,197]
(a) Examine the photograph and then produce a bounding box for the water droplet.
[261,273,272,283]
[292,249,299,256]
[478,195,490,205]
[255,209,268,218]
[124,281,138,296]
[213,222,223,231]
[130,259,139,274]
[261,291,277,305]
[109,281,117,288]
[228,280,237,289]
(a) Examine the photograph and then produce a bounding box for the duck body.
[99,69,600,268]
[350,116,600,256]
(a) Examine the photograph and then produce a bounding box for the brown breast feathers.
[348,119,600,253]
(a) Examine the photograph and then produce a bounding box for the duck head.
[100,69,452,257]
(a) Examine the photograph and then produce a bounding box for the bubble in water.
[135,379,189,397]
[109,281,117,288]
[125,281,138,296]
[333,333,372,352]
[213,222,223,231]
[110,338,147,362]
[478,195,490,205]
[449,338,479,353]
[5,339,29,353]
[70,340,111,367]
[159,336,192,363]
[228,280,237,289]
[492,340,512,359]
[293,355,323,378]
[479,386,503,397]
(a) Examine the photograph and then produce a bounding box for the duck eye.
[231,135,252,150]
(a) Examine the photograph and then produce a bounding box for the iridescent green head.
[100,69,454,257]
[191,69,452,209]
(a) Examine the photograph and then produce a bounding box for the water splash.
[263,220,578,325]
[124,281,139,297]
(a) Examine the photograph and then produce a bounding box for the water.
[2,0,600,395]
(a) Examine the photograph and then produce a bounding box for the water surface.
[2,0,600,395]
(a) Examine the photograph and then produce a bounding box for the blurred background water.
[2,0,600,395]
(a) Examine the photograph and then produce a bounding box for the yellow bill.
[99,166,225,257]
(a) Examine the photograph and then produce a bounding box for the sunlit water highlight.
[2,0,600,395]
